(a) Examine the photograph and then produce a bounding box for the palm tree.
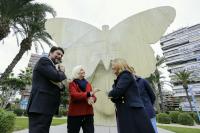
[175,70,193,112]
[155,56,166,112]
[0,0,33,40]
[0,3,56,81]
[18,67,32,104]
[18,67,32,86]
[147,71,166,112]
[147,56,167,112]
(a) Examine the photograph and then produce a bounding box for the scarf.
[74,79,88,92]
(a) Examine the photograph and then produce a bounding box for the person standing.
[136,76,158,133]
[108,58,155,133]
[67,65,97,133]
[27,46,66,133]
[130,67,158,133]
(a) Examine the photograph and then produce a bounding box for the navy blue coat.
[27,57,66,115]
[108,71,155,133]
[108,70,144,108]
[136,76,156,118]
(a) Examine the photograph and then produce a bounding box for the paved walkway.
[14,124,174,133]
[158,123,200,129]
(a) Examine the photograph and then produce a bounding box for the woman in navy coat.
[108,58,155,133]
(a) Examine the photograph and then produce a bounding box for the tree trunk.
[185,87,193,112]
[0,38,31,81]
[152,83,160,113]
[155,92,161,113]
[0,48,26,81]
[158,82,165,112]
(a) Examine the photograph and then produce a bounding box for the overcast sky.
[1,0,200,75]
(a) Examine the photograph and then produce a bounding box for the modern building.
[160,24,200,111]
[28,53,48,69]
[163,92,180,111]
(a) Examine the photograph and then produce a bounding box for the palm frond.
[175,70,192,86]
[156,55,166,67]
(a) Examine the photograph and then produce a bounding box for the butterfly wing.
[109,6,176,77]
[45,18,104,78]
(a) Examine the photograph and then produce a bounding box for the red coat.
[67,81,96,116]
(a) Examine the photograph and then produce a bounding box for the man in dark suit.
[27,46,67,133]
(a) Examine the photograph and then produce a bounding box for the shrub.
[157,113,171,124]
[178,113,194,126]
[169,111,180,123]
[55,108,67,117]
[60,108,67,116]
[193,113,200,124]
[0,109,16,133]
[188,112,196,119]
[13,108,23,116]
[189,112,200,124]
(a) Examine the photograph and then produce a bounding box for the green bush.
[55,108,67,117]
[13,108,24,116]
[188,112,196,118]
[169,111,180,123]
[157,113,171,124]
[178,113,194,126]
[0,109,16,133]
[60,108,67,116]
[193,113,200,124]
[189,112,200,124]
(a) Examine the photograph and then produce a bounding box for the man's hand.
[58,64,65,72]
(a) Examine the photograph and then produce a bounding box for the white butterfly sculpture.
[45,6,175,125]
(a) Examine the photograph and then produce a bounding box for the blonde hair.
[111,58,132,75]
[130,66,136,74]
[72,65,84,79]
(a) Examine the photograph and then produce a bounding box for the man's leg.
[29,113,53,133]
[151,117,158,133]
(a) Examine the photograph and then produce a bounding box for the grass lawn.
[14,117,66,131]
[158,125,200,133]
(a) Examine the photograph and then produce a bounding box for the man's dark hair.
[49,46,64,56]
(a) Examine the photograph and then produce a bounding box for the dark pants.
[28,113,53,133]
[67,115,94,133]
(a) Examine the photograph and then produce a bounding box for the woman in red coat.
[67,65,97,133]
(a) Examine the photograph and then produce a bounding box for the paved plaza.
[14,124,174,133]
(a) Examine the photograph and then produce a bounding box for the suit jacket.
[108,70,144,108]
[136,77,156,118]
[27,57,66,115]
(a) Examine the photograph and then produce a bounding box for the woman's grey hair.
[72,65,84,79]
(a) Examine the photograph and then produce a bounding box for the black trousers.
[28,113,53,133]
[67,115,94,133]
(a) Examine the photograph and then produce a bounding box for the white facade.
[161,24,200,101]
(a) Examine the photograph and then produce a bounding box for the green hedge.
[169,111,180,123]
[157,113,171,124]
[188,112,200,124]
[55,108,67,117]
[178,113,194,126]
[13,108,24,116]
[0,109,16,133]
[194,113,200,124]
